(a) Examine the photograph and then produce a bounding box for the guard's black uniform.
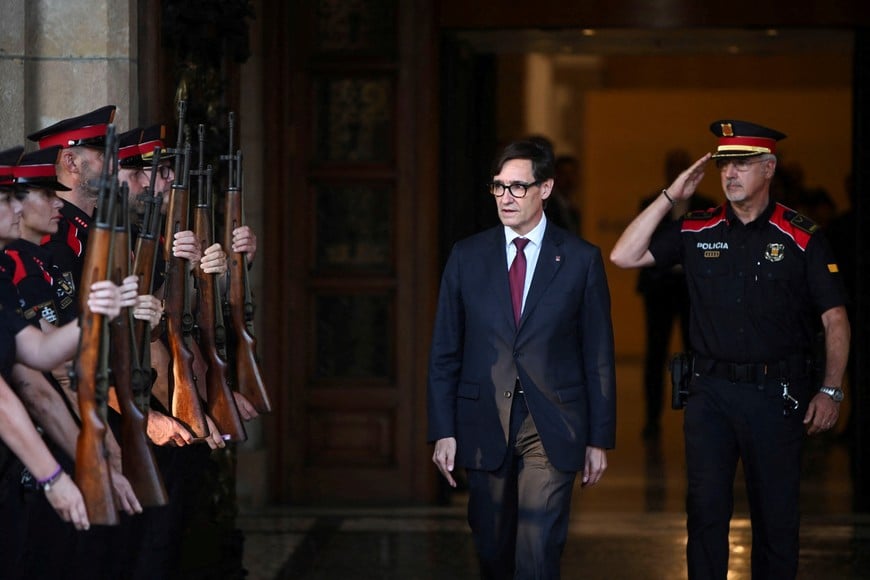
[41,199,91,297]
[649,199,847,579]
[5,238,77,327]
[0,258,35,580]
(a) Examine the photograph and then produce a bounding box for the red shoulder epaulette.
[681,205,727,233]
[770,203,816,251]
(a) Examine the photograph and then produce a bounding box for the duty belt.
[694,355,812,384]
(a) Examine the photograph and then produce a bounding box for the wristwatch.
[819,386,845,402]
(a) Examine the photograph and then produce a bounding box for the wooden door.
[261,0,438,502]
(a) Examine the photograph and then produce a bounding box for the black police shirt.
[41,199,91,296]
[0,303,28,382]
[649,199,847,363]
[5,239,77,327]
[0,252,19,313]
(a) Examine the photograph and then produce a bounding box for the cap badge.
[765,243,785,262]
[721,123,734,137]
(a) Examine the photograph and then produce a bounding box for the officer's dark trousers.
[685,374,805,580]
[466,392,576,580]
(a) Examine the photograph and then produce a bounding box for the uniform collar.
[725,197,775,229]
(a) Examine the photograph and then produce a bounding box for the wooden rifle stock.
[193,124,246,440]
[163,114,210,437]
[222,112,272,413]
[110,186,167,506]
[131,151,164,381]
[74,126,119,525]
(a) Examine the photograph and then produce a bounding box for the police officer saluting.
[611,120,850,579]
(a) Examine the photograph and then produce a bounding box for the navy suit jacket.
[427,222,617,473]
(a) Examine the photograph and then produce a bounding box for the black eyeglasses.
[145,165,173,180]
[489,181,541,198]
[715,157,766,172]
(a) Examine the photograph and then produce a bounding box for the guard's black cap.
[0,146,24,189]
[13,146,71,192]
[27,105,117,150]
[138,124,175,166]
[118,127,144,168]
[709,120,787,159]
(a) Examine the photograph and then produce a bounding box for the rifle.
[74,125,119,526]
[110,183,168,506]
[192,124,246,441]
[131,150,164,378]
[221,112,272,413]
[163,100,209,438]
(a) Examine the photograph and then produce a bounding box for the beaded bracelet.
[37,464,64,492]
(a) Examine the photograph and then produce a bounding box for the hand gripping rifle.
[192,124,246,441]
[221,112,272,413]
[163,100,210,437]
[74,125,119,526]
[110,184,168,506]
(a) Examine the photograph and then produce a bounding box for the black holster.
[669,352,692,409]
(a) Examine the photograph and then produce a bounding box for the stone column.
[1,0,138,146]
[0,0,27,148]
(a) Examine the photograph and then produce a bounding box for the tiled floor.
[238,363,870,579]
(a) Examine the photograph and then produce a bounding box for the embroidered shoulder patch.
[684,209,717,220]
[786,211,819,235]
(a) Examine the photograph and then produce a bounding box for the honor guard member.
[28,105,116,294]
[0,146,23,312]
[6,147,77,327]
[611,120,849,579]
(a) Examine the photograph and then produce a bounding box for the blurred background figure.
[548,154,583,235]
[636,148,715,441]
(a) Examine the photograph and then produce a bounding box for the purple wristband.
[37,464,63,486]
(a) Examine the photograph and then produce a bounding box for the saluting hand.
[667,153,712,202]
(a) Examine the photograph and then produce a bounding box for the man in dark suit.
[428,139,617,579]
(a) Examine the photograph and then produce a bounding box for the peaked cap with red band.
[138,124,175,166]
[27,105,117,150]
[118,127,144,168]
[709,119,787,159]
[13,146,70,192]
[0,145,24,189]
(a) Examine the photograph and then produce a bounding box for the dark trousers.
[641,286,690,430]
[466,392,577,580]
[684,374,806,580]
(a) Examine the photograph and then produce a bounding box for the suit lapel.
[519,225,563,329]
[486,228,515,329]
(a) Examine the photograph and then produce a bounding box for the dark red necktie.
[509,238,530,326]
